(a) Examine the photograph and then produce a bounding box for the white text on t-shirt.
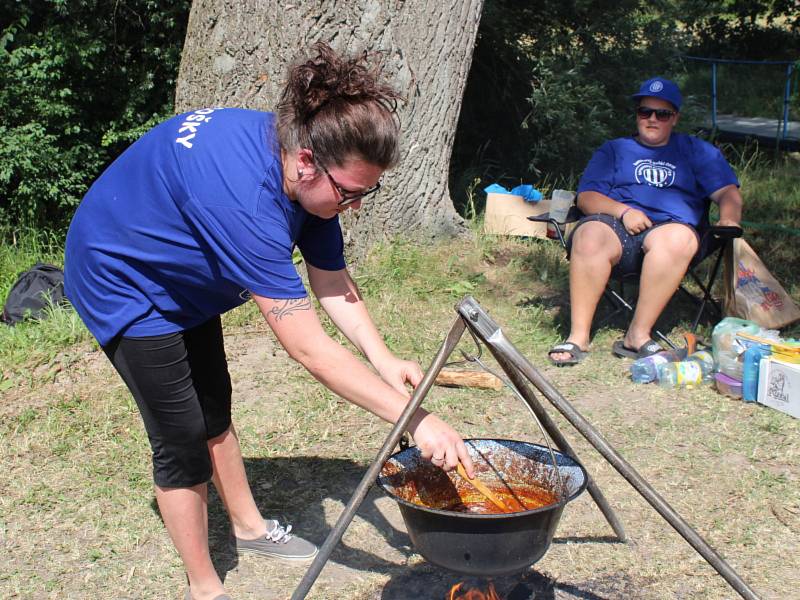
[175,108,219,149]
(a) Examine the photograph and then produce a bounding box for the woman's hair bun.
[284,41,400,121]
[277,42,403,170]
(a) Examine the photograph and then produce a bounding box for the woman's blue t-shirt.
[65,108,345,346]
[577,133,739,227]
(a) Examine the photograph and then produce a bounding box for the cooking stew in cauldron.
[377,439,588,576]
[381,452,559,514]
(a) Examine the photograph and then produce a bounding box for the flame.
[448,580,502,600]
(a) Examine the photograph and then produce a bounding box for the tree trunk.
[175,0,483,258]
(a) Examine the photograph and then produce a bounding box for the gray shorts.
[566,213,700,278]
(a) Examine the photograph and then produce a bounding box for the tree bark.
[175,0,483,258]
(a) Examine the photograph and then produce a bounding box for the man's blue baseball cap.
[632,77,682,111]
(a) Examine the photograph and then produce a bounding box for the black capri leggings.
[103,316,232,488]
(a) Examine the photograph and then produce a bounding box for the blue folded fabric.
[511,184,542,202]
[484,183,542,202]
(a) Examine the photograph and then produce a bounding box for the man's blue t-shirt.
[65,108,345,346]
[576,133,739,227]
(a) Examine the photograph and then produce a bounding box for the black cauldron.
[377,438,588,576]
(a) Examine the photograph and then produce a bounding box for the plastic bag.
[712,317,760,380]
[723,238,800,329]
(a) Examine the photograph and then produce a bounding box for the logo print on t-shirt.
[633,159,676,188]
[239,289,252,301]
[175,108,221,149]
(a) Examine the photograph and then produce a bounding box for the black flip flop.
[612,339,663,359]
[548,342,589,366]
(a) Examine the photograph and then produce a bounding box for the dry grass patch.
[1,234,798,599]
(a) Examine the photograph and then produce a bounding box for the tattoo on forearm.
[268,297,311,320]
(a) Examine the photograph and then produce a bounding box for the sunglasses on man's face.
[320,165,382,207]
[636,106,676,122]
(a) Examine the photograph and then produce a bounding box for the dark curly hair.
[276,42,402,170]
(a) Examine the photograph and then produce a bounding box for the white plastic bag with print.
[723,238,800,329]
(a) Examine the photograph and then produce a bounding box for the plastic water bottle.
[712,317,760,380]
[546,189,575,239]
[656,350,715,388]
[629,348,689,383]
[742,343,771,402]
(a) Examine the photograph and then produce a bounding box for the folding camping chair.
[528,198,743,350]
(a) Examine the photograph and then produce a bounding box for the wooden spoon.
[456,463,511,513]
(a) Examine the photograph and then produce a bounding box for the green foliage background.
[0,0,798,228]
[0,0,190,229]
[450,0,800,213]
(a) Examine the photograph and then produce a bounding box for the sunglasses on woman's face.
[320,165,382,207]
[636,106,676,122]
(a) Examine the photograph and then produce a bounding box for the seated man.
[549,77,743,366]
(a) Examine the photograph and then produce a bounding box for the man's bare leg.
[550,221,622,361]
[623,223,698,350]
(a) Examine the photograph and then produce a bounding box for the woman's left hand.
[377,357,424,397]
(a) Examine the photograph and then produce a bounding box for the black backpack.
[1,263,66,326]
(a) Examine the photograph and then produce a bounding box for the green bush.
[523,60,613,180]
[0,1,190,229]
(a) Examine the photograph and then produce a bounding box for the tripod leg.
[291,316,466,600]
[489,350,627,542]
[458,297,761,600]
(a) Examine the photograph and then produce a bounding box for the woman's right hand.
[620,207,652,234]
[408,410,475,478]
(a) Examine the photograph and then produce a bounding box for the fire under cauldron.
[377,438,588,577]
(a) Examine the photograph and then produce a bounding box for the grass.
[0,227,65,298]
[0,227,94,390]
[1,153,799,598]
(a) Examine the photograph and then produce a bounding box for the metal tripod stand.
[290,297,760,600]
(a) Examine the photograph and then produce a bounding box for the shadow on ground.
[147,455,632,596]
[179,455,414,583]
[519,278,723,346]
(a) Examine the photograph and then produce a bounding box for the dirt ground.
[2,307,799,600]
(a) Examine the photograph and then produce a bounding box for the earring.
[297,169,304,177]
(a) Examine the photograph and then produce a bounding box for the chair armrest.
[527,205,583,224]
[708,225,743,240]
[527,213,551,223]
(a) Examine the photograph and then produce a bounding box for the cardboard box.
[484,194,552,238]
[757,357,800,419]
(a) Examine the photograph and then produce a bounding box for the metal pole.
[781,63,793,142]
[486,350,627,542]
[711,62,718,131]
[457,297,761,600]
[690,240,728,332]
[290,316,467,600]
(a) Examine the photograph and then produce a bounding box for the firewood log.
[434,368,502,390]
